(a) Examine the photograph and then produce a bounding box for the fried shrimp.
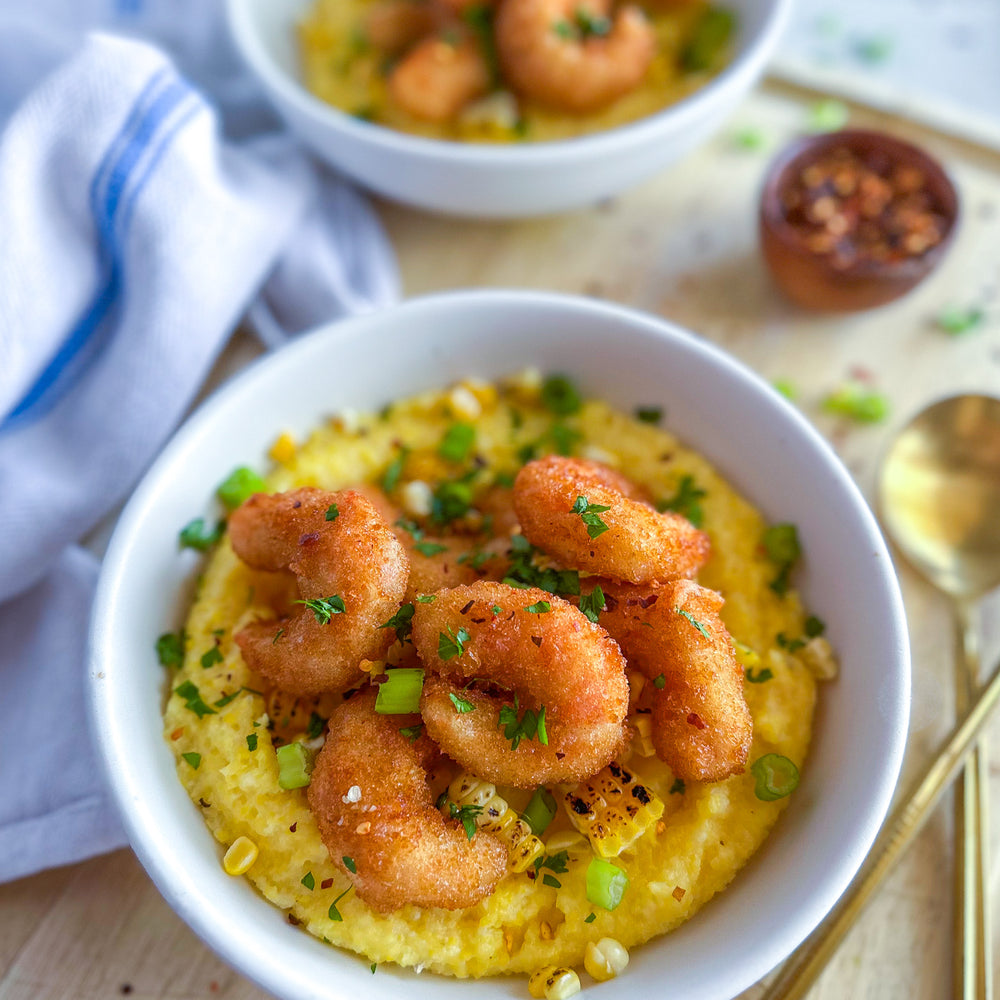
[308,690,507,912]
[388,32,492,121]
[230,488,409,696]
[494,0,655,113]
[364,0,442,53]
[412,580,629,787]
[595,578,752,782]
[513,456,710,584]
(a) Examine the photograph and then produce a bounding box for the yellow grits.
[297,0,730,143]
[163,376,831,981]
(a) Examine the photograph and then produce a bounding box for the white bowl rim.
[226,0,795,165]
[89,288,910,1000]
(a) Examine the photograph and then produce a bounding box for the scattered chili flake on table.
[779,144,948,270]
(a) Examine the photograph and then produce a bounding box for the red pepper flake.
[672,886,686,902]
[170,727,185,741]
[638,594,658,609]
[531,636,543,647]
[289,822,298,833]
[321,878,334,889]
[287,913,301,926]
[459,600,475,615]
[687,713,707,730]
[298,531,320,546]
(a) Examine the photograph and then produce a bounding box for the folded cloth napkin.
[0,32,398,883]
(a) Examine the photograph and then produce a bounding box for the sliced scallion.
[217,466,267,511]
[374,668,425,714]
[522,787,557,835]
[751,754,800,801]
[586,858,629,911]
[276,742,312,790]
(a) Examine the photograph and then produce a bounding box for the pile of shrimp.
[229,453,752,913]
[367,0,658,122]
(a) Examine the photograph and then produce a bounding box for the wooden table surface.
[2,81,1000,1000]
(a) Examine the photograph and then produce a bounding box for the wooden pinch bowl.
[759,129,959,312]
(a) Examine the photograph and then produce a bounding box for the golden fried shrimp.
[595,578,752,782]
[308,690,507,912]
[495,0,655,113]
[513,456,710,584]
[231,488,409,696]
[364,0,443,53]
[388,33,492,121]
[412,581,628,787]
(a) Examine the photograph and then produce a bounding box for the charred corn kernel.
[223,836,258,875]
[528,967,581,1000]
[584,938,629,982]
[449,773,544,872]
[268,432,296,464]
[734,640,760,668]
[563,762,664,858]
[448,384,482,421]
[631,714,655,758]
[801,636,838,680]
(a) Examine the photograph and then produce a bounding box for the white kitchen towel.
[0,31,398,883]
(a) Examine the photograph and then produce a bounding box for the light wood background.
[2,82,999,999]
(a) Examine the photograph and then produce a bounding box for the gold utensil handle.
[763,654,1000,1000]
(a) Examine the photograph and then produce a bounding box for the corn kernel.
[449,774,496,809]
[268,432,296,464]
[539,921,553,941]
[801,636,838,680]
[543,830,586,853]
[528,967,580,1000]
[223,836,258,875]
[448,384,482,421]
[584,938,629,982]
[461,378,498,409]
[631,714,655,758]
[508,366,542,397]
[401,480,433,518]
[734,640,760,668]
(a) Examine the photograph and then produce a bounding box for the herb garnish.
[635,406,663,424]
[762,523,801,597]
[306,712,326,740]
[343,856,357,874]
[399,724,423,742]
[584,912,597,923]
[379,602,416,642]
[328,886,352,921]
[745,667,774,683]
[381,447,409,493]
[246,733,258,752]
[325,503,339,522]
[175,680,216,718]
[575,6,611,36]
[179,517,224,552]
[541,374,583,416]
[431,477,475,525]
[675,607,711,639]
[570,495,612,539]
[657,475,707,528]
[416,594,437,603]
[439,422,476,463]
[415,541,448,557]
[498,697,548,749]
[535,850,569,875]
[653,673,666,689]
[449,693,476,713]
[669,778,686,795]
[297,595,347,624]
[503,534,580,595]
[301,872,315,891]
[200,645,223,669]
[525,600,551,614]
[217,466,267,511]
[181,752,201,769]
[448,801,483,840]
[156,631,185,668]
[579,584,606,624]
[438,626,471,661]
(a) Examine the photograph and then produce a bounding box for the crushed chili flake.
[780,145,947,269]
[287,913,301,926]
[170,727,185,740]
[321,878,334,889]
[687,712,707,730]
[672,886,687,901]
[289,822,298,833]
[531,636,542,647]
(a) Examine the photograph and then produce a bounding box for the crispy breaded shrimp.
[308,689,507,912]
[412,581,628,787]
[494,0,655,113]
[364,0,442,53]
[231,488,409,696]
[513,456,710,584]
[388,32,491,121]
[595,578,752,782]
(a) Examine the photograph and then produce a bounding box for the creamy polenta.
[163,375,831,983]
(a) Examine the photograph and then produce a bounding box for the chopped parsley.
[504,535,580,596]
[745,667,774,683]
[181,752,201,770]
[325,503,339,522]
[297,595,346,624]
[575,6,611,36]
[492,605,503,615]
[499,698,548,750]
[379,602,416,642]
[200,645,223,669]
[675,607,711,639]
[805,615,826,637]
[552,18,574,38]
[449,693,476,713]
[306,712,326,740]
[416,594,437,603]
[653,673,666,689]
[301,872,315,891]
[541,374,583,416]
[525,600,551,614]
[777,632,805,652]
[448,801,483,840]
[669,778,686,795]
[682,6,735,71]
[657,475,707,528]
[822,382,890,423]
[179,517,224,552]
[246,733,258,752]
[217,466,267,511]
[438,626,471,661]
[762,523,801,597]
[431,478,475,525]
[535,850,570,875]
[214,688,250,708]
[438,422,476,462]
[342,856,357,874]
[570,495,611,539]
[415,540,448,557]
[156,631,185,668]
[584,912,597,924]
[777,618,823,654]
[272,628,285,644]
[328,886,352,922]
[399,723,423,742]
[635,406,663,424]
[457,549,490,570]
[550,421,582,456]
[543,874,562,889]
[579,584,606,624]
[381,447,409,493]
[175,680,215,718]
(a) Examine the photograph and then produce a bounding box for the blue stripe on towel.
[2,73,198,431]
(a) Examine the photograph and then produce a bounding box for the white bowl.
[226,0,792,217]
[89,291,909,1000]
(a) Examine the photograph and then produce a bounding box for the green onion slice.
[750,753,800,801]
[374,668,425,715]
[439,422,476,462]
[276,742,312,790]
[522,787,557,836]
[586,857,629,911]
[217,466,267,511]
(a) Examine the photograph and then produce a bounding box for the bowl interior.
[229,0,784,157]
[90,291,909,1000]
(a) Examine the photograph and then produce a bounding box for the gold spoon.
[880,394,1000,1000]
[762,393,1000,1000]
